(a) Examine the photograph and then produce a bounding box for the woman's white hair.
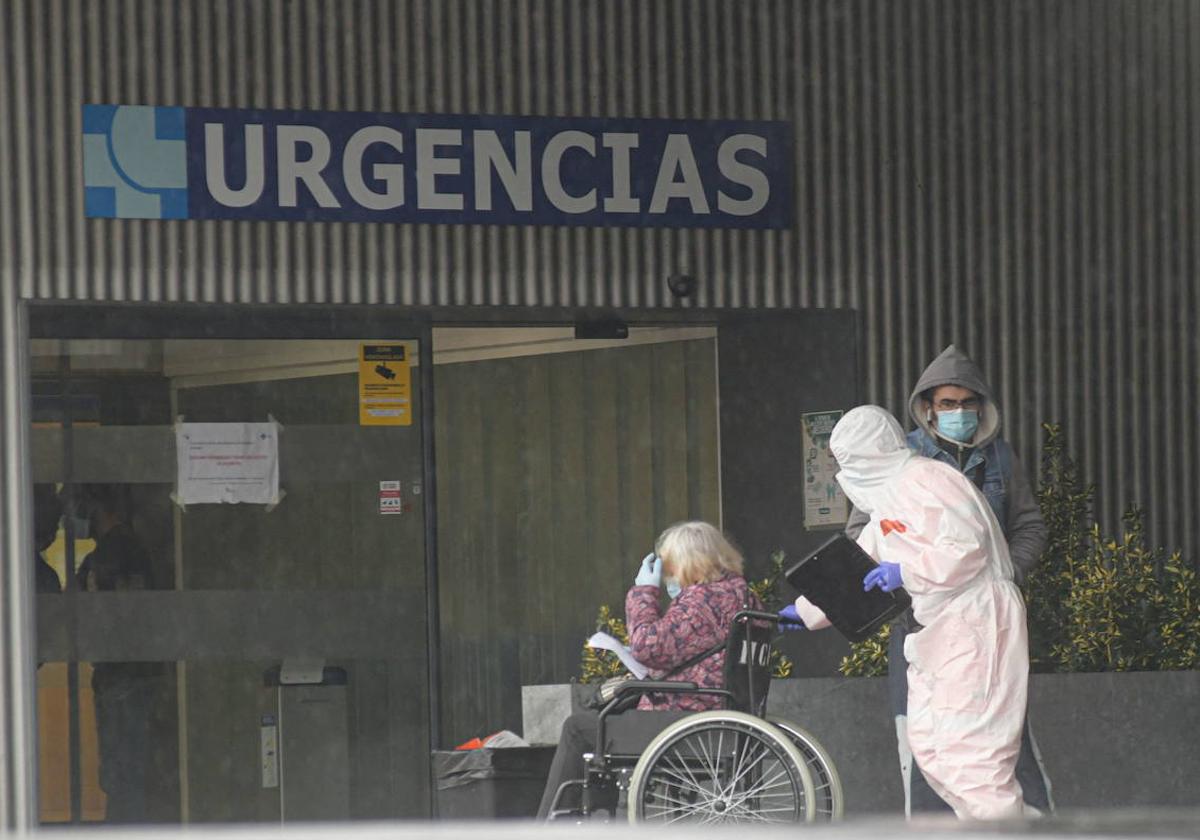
[655,521,744,586]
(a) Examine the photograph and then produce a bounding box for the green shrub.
[1033,508,1200,672]
[840,423,1200,676]
[1023,423,1095,668]
[1026,424,1200,672]
[838,622,889,677]
[749,550,794,679]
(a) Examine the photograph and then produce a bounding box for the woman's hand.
[634,552,662,588]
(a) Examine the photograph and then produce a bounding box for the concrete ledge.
[766,671,1200,814]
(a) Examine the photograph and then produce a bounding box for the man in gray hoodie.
[846,345,1053,816]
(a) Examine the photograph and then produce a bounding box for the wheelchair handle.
[732,608,788,625]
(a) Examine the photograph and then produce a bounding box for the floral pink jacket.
[625,574,762,711]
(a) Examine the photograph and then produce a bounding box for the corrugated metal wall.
[0,2,1196,566]
[2,0,1197,826]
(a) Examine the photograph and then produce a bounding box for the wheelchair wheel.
[627,710,816,825]
[766,717,845,821]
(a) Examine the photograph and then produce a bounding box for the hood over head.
[830,405,914,514]
[908,345,1001,447]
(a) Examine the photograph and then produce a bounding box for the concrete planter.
[766,670,1200,814]
[520,683,594,745]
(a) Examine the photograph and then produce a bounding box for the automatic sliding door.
[31,333,433,825]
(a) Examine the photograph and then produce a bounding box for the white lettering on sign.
[717,134,770,216]
[204,122,266,207]
[416,128,464,210]
[473,129,533,211]
[277,125,340,207]
[343,126,406,210]
[602,132,640,213]
[184,109,788,227]
[542,130,597,214]
[650,134,709,214]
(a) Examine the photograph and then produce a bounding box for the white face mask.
[664,577,682,599]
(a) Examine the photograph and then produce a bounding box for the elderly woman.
[791,406,1028,821]
[537,520,761,819]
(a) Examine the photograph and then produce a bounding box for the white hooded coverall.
[797,406,1029,820]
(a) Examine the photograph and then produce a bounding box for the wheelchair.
[547,609,844,825]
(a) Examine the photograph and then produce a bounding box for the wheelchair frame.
[546,609,844,825]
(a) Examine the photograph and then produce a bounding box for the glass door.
[30,325,435,825]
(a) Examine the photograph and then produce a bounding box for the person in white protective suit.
[791,405,1029,820]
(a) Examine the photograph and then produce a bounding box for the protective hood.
[908,345,1001,448]
[830,406,914,514]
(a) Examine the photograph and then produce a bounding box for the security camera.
[667,274,697,298]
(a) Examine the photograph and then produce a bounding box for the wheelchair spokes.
[628,712,815,824]
[766,716,845,821]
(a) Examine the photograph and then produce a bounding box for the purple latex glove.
[777,604,806,631]
[863,561,903,593]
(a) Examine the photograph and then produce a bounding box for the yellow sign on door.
[358,344,412,426]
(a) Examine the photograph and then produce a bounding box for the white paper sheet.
[587,631,649,679]
[175,422,280,505]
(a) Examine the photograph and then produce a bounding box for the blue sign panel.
[82,104,791,229]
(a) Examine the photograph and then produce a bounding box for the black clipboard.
[784,533,912,643]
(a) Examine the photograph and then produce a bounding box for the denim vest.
[906,430,1012,537]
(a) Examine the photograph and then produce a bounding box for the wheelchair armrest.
[597,681,735,720]
[602,680,736,705]
[626,682,734,701]
[611,679,699,696]
[594,680,700,719]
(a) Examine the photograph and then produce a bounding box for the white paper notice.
[176,422,280,505]
[587,632,649,679]
[801,410,848,529]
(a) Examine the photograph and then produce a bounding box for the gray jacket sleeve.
[1004,452,1048,584]
[844,504,870,541]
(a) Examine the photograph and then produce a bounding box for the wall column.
[0,279,36,833]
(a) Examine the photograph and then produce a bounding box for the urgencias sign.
[83,104,791,229]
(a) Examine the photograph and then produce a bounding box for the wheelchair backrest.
[722,610,778,716]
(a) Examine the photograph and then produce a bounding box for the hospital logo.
[83,105,188,219]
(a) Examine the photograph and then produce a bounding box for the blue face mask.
[664,577,682,599]
[937,408,979,443]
